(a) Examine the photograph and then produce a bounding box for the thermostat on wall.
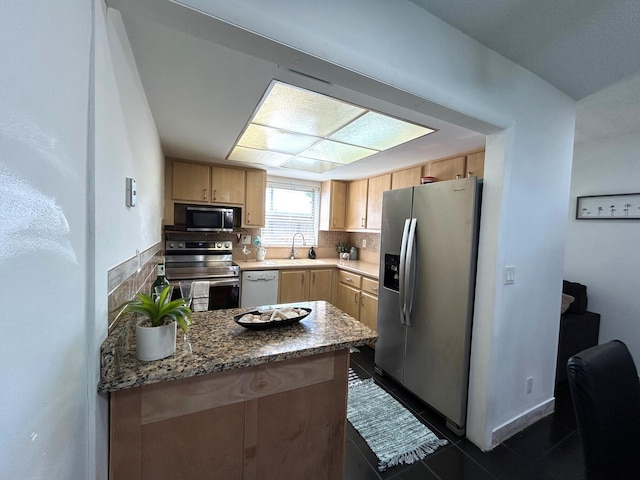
[126,177,137,207]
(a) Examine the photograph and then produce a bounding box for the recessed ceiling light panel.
[227,80,436,174]
[237,124,320,154]
[253,83,366,137]
[281,156,342,173]
[228,146,292,166]
[329,111,435,150]
[301,139,377,164]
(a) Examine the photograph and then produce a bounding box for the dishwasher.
[240,270,279,308]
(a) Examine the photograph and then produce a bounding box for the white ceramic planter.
[136,320,177,361]
[256,246,267,261]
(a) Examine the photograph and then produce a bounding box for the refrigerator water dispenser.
[383,254,400,291]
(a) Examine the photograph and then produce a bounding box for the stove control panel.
[166,240,233,252]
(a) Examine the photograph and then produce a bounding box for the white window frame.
[260,176,320,247]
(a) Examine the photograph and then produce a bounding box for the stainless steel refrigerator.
[374,177,481,435]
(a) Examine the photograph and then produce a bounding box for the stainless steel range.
[165,232,240,310]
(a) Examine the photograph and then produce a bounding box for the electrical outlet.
[526,376,533,394]
[362,239,367,248]
[241,235,251,245]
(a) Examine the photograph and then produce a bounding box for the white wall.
[0,1,91,478]
[178,0,576,449]
[93,2,165,478]
[565,132,640,366]
[0,1,164,478]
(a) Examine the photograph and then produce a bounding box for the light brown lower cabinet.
[109,349,349,480]
[359,292,378,332]
[335,272,379,333]
[337,282,360,320]
[278,269,334,304]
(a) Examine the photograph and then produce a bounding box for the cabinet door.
[466,151,485,179]
[427,155,466,181]
[366,174,391,230]
[279,270,309,303]
[211,166,245,204]
[319,180,347,230]
[360,292,378,332]
[309,269,334,303]
[346,179,368,230]
[391,166,421,190]
[172,161,210,202]
[361,277,379,297]
[337,283,360,320]
[244,169,266,227]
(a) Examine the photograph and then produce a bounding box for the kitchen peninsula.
[99,301,376,480]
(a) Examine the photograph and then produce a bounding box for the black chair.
[567,340,640,479]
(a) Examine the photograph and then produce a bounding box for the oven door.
[170,278,239,310]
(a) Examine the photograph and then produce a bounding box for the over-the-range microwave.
[185,205,234,232]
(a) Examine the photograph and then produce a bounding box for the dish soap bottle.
[151,263,171,300]
[308,246,316,259]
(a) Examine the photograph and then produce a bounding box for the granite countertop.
[98,300,377,393]
[234,258,380,279]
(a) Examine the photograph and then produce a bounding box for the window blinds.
[261,180,320,247]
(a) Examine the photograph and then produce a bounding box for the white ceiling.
[107,0,640,180]
[409,0,640,101]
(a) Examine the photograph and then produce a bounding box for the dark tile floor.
[345,346,584,480]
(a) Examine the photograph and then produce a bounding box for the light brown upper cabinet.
[346,179,369,230]
[391,166,422,190]
[244,169,266,227]
[319,180,347,231]
[172,161,211,202]
[466,151,485,179]
[210,166,245,205]
[426,155,466,182]
[366,174,391,230]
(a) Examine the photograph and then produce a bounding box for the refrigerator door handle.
[398,218,411,325]
[405,218,418,326]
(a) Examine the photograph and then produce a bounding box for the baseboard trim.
[491,397,555,447]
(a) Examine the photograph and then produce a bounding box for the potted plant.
[335,241,350,260]
[115,285,192,361]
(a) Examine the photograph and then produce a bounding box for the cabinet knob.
[203,188,207,200]
[354,293,358,304]
[467,171,473,177]
[247,212,251,223]
[456,174,462,179]
[213,189,217,200]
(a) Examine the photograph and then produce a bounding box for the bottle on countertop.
[151,263,171,300]
[308,246,316,259]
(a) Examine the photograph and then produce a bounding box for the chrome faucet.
[290,232,306,259]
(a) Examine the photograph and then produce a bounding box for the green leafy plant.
[335,241,349,253]
[115,285,192,333]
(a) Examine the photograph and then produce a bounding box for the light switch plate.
[504,266,516,285]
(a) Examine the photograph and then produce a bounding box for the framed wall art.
[576,193,640,220]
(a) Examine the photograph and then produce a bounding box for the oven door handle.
[170,278,239,288]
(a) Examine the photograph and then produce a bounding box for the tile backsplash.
[107,241,162,332]
[232,229,380,263]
